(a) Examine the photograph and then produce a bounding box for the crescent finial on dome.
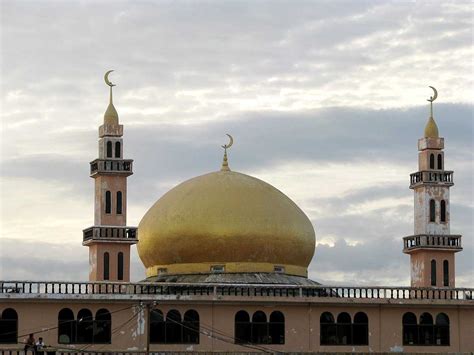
[103,70,119,125]
[424,86,439,138]
[220,134,233,171]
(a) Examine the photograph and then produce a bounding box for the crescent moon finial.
[104,70,116,87]
[220,134,234,172]
[427,86,438,118]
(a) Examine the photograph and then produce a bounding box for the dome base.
[146,262,307,278]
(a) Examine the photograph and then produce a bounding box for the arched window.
[353,312,368,345]
[103,252,110,280]
[440,200,446,222]
[94,309,111,343]
[58,308,75,344]
[149,310,165,344]
[115,141,121,158]
[235,310,251,344]
[117,252,124,281]
[437,154,442,170]
[337,312,352,345]
[251,311,267,344]
[105,191,111,214]
[435,313,449,345]
[320,312,336,345]
[429,199,436,222]
[77,309,94,343]
[106,141,112,158]
[116,191,123,215]
[431,259,437,286]
[402,312,418,345]
[166,310,182,344]
[443,260,449,287]
[183,310,199,344]
[420,312,434,345]
[269,311,285,344]
[430,154,435,169]
[0,308,18,344]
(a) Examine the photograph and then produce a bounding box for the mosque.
[0,73,472,354]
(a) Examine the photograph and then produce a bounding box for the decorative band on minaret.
[403,87,462,288]
[82,71,138,282]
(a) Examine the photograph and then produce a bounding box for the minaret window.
[106,141,113,158]
[118,252,124,280]
[115,141,121,158]
[437,154,442,169]
[429,154,435,169]
[443,260,449,286]
[429,199,436,222]
[103,252,110,280]
[105,191,111,214]
[116,191,123,214]
[431,259,437,286]
[440,200,446,222]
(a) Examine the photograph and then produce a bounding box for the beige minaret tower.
[82,70,137,282]
[403,87,462,287]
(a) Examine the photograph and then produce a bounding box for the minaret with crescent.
[403,86,462,288]
[82,70,137,282]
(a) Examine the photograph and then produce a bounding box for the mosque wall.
[1,300,473,353]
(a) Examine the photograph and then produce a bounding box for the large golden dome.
[137,169,316,278]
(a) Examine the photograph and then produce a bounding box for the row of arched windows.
[235,311,285,344]
[149,309,199,344]
[104,252,124,280]
[429,153,442,170]
[0,309,17,344]
[105,191,123,214]
[58,308,111,344]
[431,259,449,287]
[106,141,121,158]
[403,312,449,346]
[320,312,368,346]
[429,199,446,223]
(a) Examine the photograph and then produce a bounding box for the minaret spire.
[104,70,119,125]
[220,134,233,171]
[424,86,439,138]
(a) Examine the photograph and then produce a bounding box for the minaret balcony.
[82,226,138,245]
[90,159,133,177]
[409,170,453,189]
[403,234,462,253]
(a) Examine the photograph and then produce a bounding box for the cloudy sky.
[0,1,472,286]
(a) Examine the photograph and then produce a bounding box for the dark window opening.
[150,309,199,344]
[235,310,251,344]
[58,308,111,344]
[420,312,434,345]
[402,312,418,345]
[106,141,112,158]
[77,309,94,343]
[430,154,435,169]
[437,154,442,170]
[103,252,110,281]
[116,191,123,215]
[0,308,18,344]
[183,310,200,344]
[440,200,446,222]
[443,260,449,287]
[321,312,368,346]
[431,260,437,286]
[353,312,369,346]
[118,252,124,281]
[115,141,121,158]
[58,308,76,344]
[105,191,111,214]
[435,313,450,346]
[429,199,436,222]
[234,310,285,345]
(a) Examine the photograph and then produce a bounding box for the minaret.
[403,87,462,287]
[82,70,137,282]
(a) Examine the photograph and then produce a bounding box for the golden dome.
[104,102,119,125]
[137,170,316,278]
[424,116,439,138]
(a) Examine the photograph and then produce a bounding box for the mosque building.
[0,73,472,354]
